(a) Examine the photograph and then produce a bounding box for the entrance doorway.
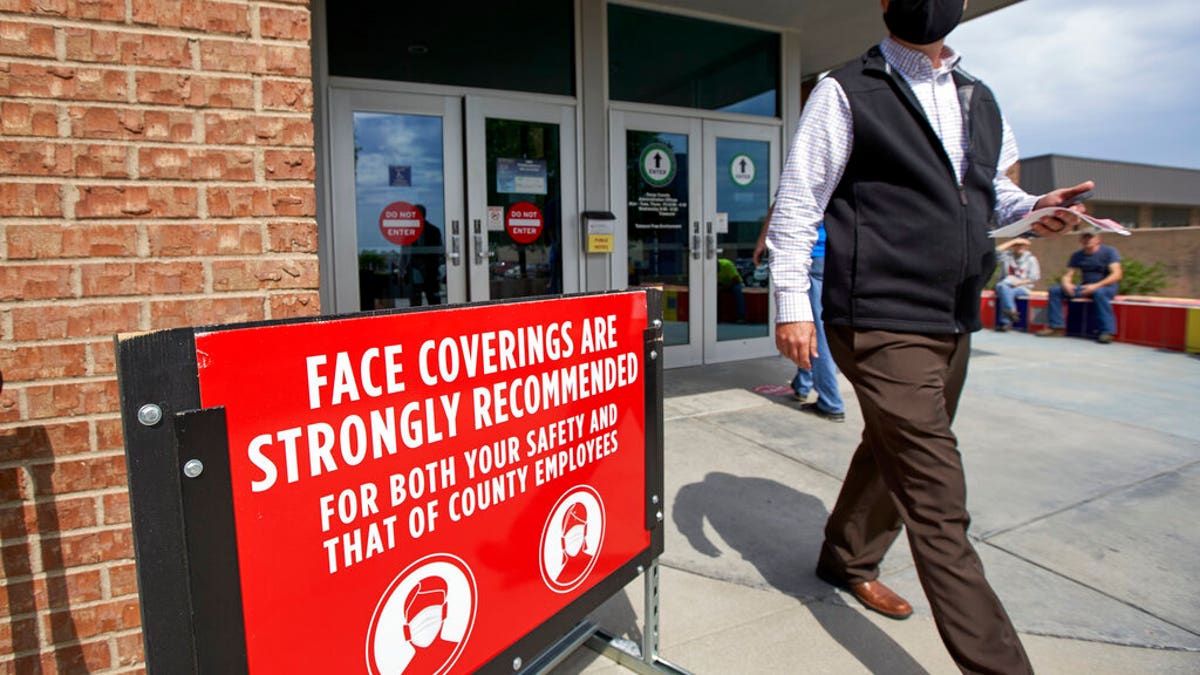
[328,88,578,312]
[611,110,779,367]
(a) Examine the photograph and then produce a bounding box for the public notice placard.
[185,292,650,673]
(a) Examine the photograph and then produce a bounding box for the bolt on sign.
[115,290,666,674]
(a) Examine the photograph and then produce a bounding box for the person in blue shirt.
[1037,232,1122,342]
[755,218,845,422]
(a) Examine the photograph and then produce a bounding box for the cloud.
[954,0,1200,167]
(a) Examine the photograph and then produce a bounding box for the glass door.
[465,97,579,301]
[610,111,703,366]
[702,120,779,362]
[329,89,466,312]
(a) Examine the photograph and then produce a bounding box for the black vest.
[823,46,1003,334]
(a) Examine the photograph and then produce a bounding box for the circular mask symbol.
[539,485,605,594]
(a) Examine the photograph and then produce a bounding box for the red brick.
[66,0,126,22]
[0,392,18,424]
[0,497,98,540]
[0,263,74,300]
[94,416,122,450]
[264,149,313,181]
[138,146,253,181]
[270,187,316,217]
[0,20,56,58]
[147,222,263,256]
[0,466,25,502]
[0,63,128,103]
[0,101,59,137]
[7,223,138,259]
[65,27,190,68]
[0,344,89,381]
[134,72,255,110]
[0,616,37,653]
[115,630,144,668]
[199,38,263,74]
[73,143,131,178]
[80,260,205,296]
[212,258,318,291]
[0,423,91,462]
[0,541,33,577]
[0,183,62,217]
[101,492,129,526]
[264,43,311,77]
[204,111,312,146]
[107,562,138,597]
[43,597,140,641]
[68,105,195,142]
[19,639,112,673]
[130,0,203,31]
[262,78,312,112]
[259,6,310,41]
[269,291,320,319]
[0,140,70,175]
[13,301,140,340]
[43,527,133,568]
[205,0,250,35]
[267,221,318,253]
[35,569,105,611]
[149,296,264,330]
[25,379,120,420]
[207,186,269,218]
[75,185,198,219]
[88,340,116,377]
[0,576,36,619]
[30,454,126,495]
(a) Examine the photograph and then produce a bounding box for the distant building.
[1018,154,1200,229]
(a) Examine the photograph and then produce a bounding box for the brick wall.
[0,1,318,671]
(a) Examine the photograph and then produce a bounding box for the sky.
[951,0,1200,169]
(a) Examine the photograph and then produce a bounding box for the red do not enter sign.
[506,201,544,244]
[379,201,424,246]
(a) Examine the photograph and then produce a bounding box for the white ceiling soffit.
[631,0,1024,78]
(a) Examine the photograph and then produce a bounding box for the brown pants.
[822,326,1033,675]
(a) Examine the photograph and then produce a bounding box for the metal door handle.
[449,220,461,265]
[705,221,716,260]
[473,219,484,265]
[691,234,702,260]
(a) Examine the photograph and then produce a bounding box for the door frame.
[701,119,781,364]
[328,88,466,310]
[464,95,582,301]
[609,109,704,367]
[610,107,782,367]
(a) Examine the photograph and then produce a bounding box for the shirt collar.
[880,36,961,81]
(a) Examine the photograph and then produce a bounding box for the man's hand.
[1063,281,1077,297]
[1030,180,1094,237]
[776,321,817,370]
[1079,283,1099,296]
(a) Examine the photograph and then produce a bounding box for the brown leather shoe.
[846,580,913,620]
[1035,327,1065,337]
[817,567,913,620]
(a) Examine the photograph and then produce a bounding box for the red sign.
[505,201,543,244]
[379,201,424,246]
[194,293,649,674]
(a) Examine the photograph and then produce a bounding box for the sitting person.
[993,237,1039,331]
[1037,232,1122,343]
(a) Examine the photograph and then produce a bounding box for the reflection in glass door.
[703,122,777,362]
[353,112,447,310]
[611,112,703,366]
[466,97,578,302]
[330,90,465,312]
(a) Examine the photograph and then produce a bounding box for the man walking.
[768,1,1090,672]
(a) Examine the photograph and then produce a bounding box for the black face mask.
[884,0,964,45]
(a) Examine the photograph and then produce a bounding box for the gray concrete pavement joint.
[978,540,1200,646]
[978,457,1200,541]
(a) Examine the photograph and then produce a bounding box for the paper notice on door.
[990,208,1131,238]
[487,206,504,231]
[714,212,729,234]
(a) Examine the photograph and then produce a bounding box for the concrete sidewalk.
[553,330,1200,674]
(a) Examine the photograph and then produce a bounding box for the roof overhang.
[631,0,1024,77]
